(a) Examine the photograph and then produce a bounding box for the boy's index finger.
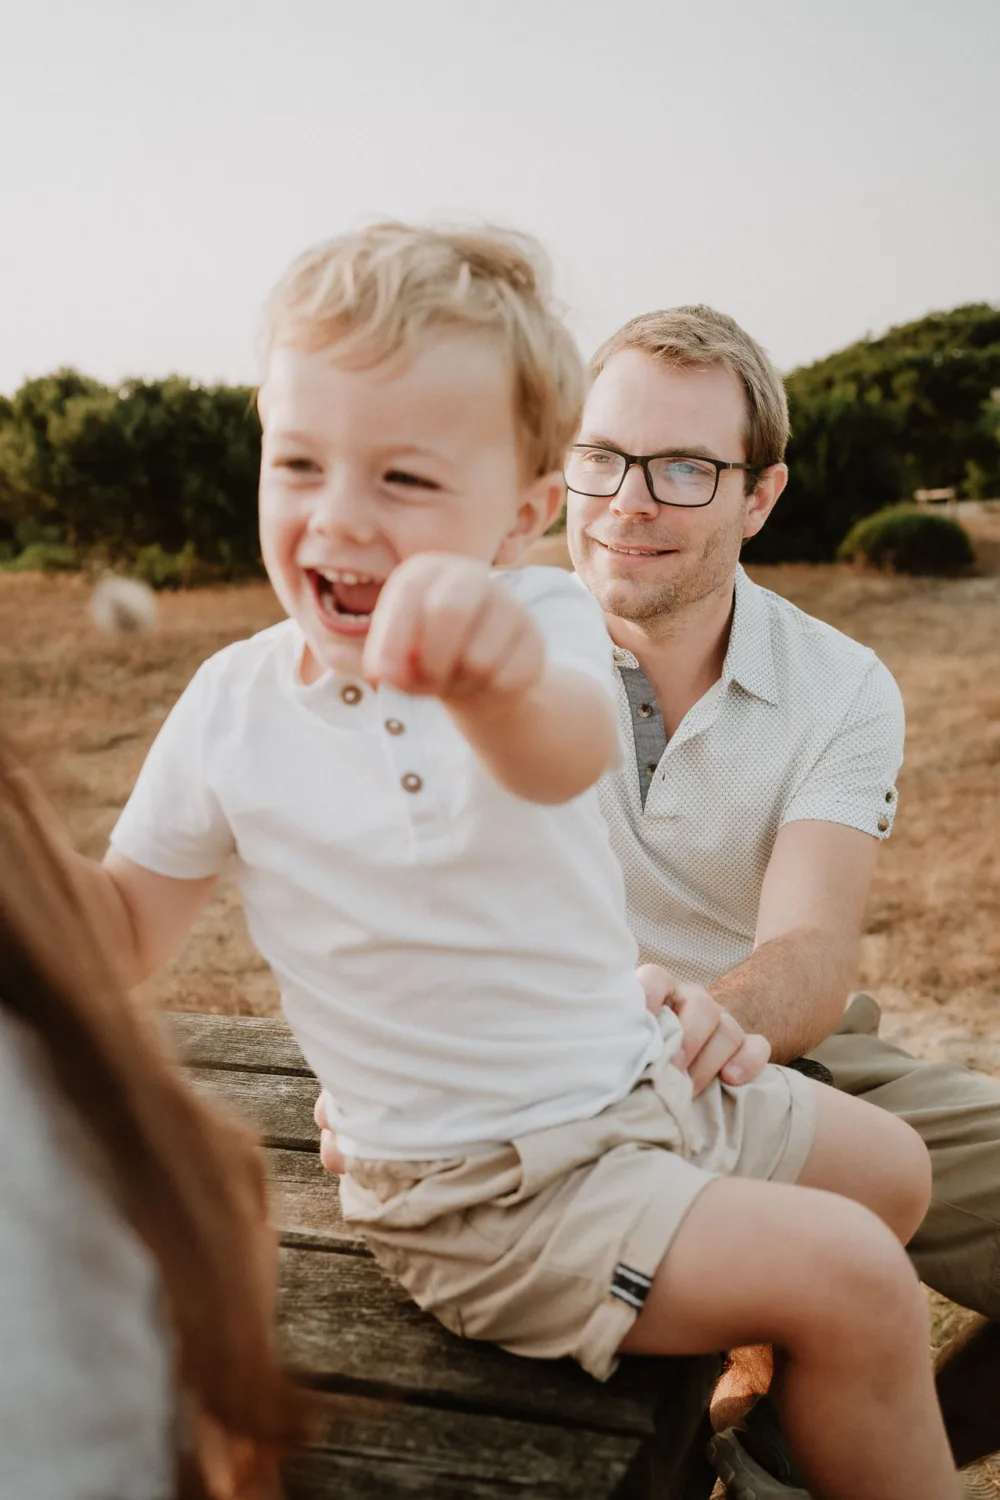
[362,564,428,688]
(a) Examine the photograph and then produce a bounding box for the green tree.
[746,302,1000,562]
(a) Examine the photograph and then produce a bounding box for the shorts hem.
[768,1067,818,1185]
[574,1168,719,1381]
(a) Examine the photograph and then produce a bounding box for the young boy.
[70,224,959,1500]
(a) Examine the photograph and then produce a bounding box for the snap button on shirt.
[341,683,363,705]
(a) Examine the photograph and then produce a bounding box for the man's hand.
[363,553,544,707]
[637,963,770,1095]
[314,1092,347,1176]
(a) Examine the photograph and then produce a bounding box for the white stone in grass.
[90,576,159,634]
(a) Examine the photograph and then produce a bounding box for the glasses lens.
[565,447,627,496]
[647,457,717,505]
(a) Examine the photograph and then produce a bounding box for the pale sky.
[3,0,998,394]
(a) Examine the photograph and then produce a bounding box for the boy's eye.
[276,456,320,474]
[383,469,440,491]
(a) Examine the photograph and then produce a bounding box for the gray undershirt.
[618,664,668,809]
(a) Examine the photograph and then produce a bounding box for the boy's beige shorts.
[339,1027,816,1381]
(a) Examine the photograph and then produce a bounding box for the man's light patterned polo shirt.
[598,565,905,989]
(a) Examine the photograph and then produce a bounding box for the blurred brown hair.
[0,743,307,1498]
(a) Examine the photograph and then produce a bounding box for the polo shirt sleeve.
[780,658,905,841]
[109,660,235,879]
[503,566,617,700]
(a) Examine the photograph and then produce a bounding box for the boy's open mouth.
[308,568,385,629]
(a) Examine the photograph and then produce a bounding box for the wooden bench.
[170,1012,721,1499]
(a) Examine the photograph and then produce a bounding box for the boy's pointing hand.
[362,554,544,706]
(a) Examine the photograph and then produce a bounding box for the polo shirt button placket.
[340,684,363,706]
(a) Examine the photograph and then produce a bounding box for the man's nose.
[610,464,659,519]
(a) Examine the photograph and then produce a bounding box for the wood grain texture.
[187,1067,319,1149]
[265,1147,364,1253]
[166,1011,310,1074]
[283,1391,637,1498]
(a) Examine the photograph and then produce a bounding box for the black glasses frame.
[564,444,759,508]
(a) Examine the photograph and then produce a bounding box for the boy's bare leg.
[712,1075,936,1430]
[620,1083,959,1500]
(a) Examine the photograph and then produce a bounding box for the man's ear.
[742,463,788,542]
[494,472,566,566]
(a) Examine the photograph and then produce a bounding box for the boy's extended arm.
[364,554,619,806]
[67,848,217,990]
[448,665,618,804]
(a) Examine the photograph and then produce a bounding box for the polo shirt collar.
[609,566,780,708]
[721,565,779,706]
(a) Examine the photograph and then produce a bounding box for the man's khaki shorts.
[339,1029,816,1381]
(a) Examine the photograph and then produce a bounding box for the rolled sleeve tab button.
[401,773,423,794]
[877,815,890,832]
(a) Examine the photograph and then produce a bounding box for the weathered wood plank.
[278,1244,667,1436]
[265,1147,365,1253]
[188,1067,319,1149]
[166,1011,310,1074]
[282,1391,637,1498]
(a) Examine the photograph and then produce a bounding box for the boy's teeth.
[318,590,370,624]
[316,567,377,585]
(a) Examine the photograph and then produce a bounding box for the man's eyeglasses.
[564,444,759,508]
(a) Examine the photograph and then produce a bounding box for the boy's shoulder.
[190,618,299,698]
[498,564,605,629]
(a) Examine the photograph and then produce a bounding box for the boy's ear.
[494,472,565,567]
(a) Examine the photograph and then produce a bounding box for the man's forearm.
[709,927,859,1063]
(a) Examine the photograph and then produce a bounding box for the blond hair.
[591,306,789,482]
[263,222,585,478]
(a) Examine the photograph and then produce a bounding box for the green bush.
[0,370,261,577]
[3,540,80,573]
[836,505,974,575]
[133,541,200,590]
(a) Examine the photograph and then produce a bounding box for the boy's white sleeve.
[109,662,235,879]
[502,566,617,700]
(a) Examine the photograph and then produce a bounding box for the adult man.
[561,305,1000,1489]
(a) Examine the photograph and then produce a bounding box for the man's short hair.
[590,306,789,480]
[262,222,585,479]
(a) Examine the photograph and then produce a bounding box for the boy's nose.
[310,475,376,539]
[610,465,659,520]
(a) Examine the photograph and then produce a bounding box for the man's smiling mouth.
[595,539,677,557]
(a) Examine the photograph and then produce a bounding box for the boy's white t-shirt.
[112,566,669,1158]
